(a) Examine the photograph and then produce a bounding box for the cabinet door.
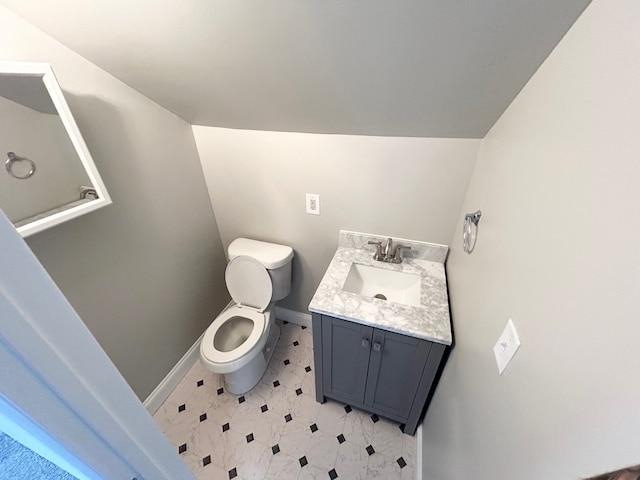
[364,329,432,419]
[321,316,373,405]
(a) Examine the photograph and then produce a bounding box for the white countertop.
[308,231,452,345]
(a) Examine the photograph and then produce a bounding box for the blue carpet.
[0,431,78,480]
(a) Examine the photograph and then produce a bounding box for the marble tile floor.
[153,321,416,480]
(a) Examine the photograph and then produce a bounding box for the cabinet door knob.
[361,338,370,348]
[372,341,382,352]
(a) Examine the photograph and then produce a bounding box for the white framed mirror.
[0,61,111,237]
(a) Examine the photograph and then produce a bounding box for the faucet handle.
[392,244,411,263]
[367,240,383,260]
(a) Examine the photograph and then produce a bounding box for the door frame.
[0,210,194,479]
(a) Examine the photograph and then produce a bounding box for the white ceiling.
[0,0,590,138]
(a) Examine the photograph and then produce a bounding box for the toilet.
[199,238,294,394]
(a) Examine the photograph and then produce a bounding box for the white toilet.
[199,238,294,394]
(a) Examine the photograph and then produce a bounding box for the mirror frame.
[0,61,111,237]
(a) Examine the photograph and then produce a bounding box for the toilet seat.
[201,256,274,373]
[200,305,267,371]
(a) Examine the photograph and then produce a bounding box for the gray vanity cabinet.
[312,313,447,435]
[320,316,373,406]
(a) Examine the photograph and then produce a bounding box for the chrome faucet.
[367,238,412,264]
[383,238,393,258]
[389,243,411,264]
[367,240,384,260]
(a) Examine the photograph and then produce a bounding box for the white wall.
[422,0,640,478]
[193,127,479,313]
[0,5,230,399]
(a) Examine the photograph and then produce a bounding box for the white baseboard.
[143,333,203,414]
[416,422,423,480]
[275,306,312,328]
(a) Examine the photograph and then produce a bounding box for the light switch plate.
[306,193,320,215]
[493,318,521,374]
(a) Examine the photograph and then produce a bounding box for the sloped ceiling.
[0,0,590,137]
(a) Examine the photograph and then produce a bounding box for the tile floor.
[153,321,417,480]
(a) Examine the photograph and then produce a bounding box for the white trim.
[0,211,194,479]
[416,422,423,480]
[275,306,312,328]
[143,333,203,414]
[0,393,99,480]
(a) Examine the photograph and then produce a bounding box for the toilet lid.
[225,255,272,312]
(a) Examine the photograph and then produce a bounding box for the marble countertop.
[308,231,452,345]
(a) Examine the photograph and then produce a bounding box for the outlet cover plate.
[306,193,320,215]
[493,318,521,374]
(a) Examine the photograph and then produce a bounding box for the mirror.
[0,61,111,237]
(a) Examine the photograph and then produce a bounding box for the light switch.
[493,318,521,374]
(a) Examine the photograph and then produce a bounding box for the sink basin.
[342,263,422,307]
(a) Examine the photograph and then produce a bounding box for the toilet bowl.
[199,238,293,394]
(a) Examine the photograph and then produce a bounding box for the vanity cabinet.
[311,313,447,435]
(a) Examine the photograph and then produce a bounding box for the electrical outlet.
[306,193,320,215]
[493,318,521,374]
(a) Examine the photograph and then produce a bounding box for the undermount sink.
[342,263,422,307]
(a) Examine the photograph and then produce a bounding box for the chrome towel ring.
[6,152,36,179]
[463,210,482,254]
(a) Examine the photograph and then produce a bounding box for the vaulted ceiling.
[0,0,590,137]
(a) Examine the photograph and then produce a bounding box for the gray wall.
[0,5,230,400]
[422,0,640,478]
[193,127,479,313]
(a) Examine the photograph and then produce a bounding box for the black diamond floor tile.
[155,322,418,479]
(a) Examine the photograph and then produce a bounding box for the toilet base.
[223,323,281,395]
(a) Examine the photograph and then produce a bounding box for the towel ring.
[463,210,482,254]
[6,152,36,179]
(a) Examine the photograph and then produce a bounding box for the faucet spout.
[384,238,393,258]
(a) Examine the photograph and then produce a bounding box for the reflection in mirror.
[0,62,111,237]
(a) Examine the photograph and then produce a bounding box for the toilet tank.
[228,238,294,301]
